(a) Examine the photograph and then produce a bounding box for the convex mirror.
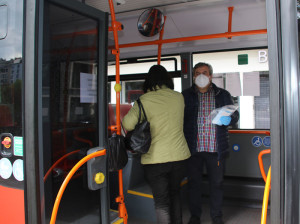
[137,8,164,37]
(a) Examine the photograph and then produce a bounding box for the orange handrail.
[50,149,106,224]
[229,130,270,136]
[117,29,267,49]
[108,0,128,223]
[261,167,271,224]
[108,125,118,131]
[157,16,166,65]
[73,128,95,147]
[44,150,81,182]
[258,149,271,183]
[227,7,234,39]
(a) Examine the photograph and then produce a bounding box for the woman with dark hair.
[122,64,191,224]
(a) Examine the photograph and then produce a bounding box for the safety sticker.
[14,136,23,157]
[263,136,271,148]
[0,158,13,179]
[252,136,262,147]
[13,159,24,181]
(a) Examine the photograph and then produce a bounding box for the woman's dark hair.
[143,65,174,92]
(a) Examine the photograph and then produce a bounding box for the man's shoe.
[212,216,224,224]
[188,216,200,224]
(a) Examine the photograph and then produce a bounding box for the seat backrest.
[108,104,132,126]
[108,104,116,126]
[120,104,132,120]
[127,90,144,103]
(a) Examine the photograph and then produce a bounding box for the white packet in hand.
[207,105,238,125]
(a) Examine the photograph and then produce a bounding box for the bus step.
[110,210,123,224]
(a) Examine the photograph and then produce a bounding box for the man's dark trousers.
[187,152,225,219]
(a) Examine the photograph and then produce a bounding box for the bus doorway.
[41,0,109,223]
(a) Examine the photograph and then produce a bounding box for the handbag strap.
[137,98,148,122]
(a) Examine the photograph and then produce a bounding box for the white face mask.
[195,74,210,88]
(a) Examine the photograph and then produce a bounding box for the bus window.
[108,56,181,104]
[193,49,270,129]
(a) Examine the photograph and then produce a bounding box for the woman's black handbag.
[125,99,151,154]
[108,133,128,172]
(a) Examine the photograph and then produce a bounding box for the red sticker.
[2,137,12,149]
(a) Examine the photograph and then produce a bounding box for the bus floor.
[127,197,270,224]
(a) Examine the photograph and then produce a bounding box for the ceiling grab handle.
[261,167,271,224]
[50,149,106,224]
[108,0,128,223]
[157,16,166,65]
[227,7,234,39]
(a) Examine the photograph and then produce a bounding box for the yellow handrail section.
[50,149,106,224]
[261,167,271,224]
[258,149,271,224]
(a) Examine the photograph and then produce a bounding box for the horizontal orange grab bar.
[117,29,267,48]
[53,23,123,40]
[229,130,270,136]
[108,125,118,131]
[53,29,97,40]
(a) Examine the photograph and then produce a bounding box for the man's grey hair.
[193,62,213,76]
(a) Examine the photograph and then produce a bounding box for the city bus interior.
[2,0,292,223]
[38,0,272,223]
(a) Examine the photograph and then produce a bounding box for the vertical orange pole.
[157,16,166,65]
[227,6,234,39]
[108,0,128,223]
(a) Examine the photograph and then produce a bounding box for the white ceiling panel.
[82,0,267,58]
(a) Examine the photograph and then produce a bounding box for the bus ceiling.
[53,0,268,59]
[104,0,267,59]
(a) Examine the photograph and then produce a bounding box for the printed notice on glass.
[243,71,260,96]
[80,73,97,103]
[212,77,224,88]
[225,72,241,96]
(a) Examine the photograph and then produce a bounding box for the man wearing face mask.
[182,62,239,224]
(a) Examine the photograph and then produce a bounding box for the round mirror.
[137,8,164,37]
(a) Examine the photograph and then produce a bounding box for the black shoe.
[188,216,200,224]
[212,216,224,224]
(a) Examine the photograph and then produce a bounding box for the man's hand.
[220,116,231,126]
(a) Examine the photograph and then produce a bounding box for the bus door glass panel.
[0,1,24,224]
[43,2,101,222]
[0,0,24,187]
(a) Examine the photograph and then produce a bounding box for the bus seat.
[0,105,13,127]
[127,90,143,103]
[120,104,132,120]
[108,104,116,126]
[108,104,132,125]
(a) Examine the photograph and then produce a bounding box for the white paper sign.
[225,72,241,96]
[80,73,97,103]
[243,71,260,96]
[212,77,224,88]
